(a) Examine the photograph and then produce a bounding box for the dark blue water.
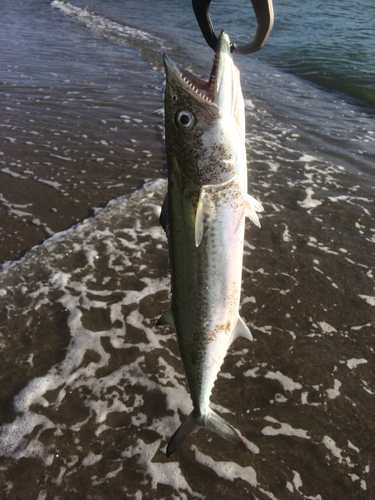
[260,0,375,107]
[0,1,374,499]
[72,0,375,109]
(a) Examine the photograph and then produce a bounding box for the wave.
[262,0,375,110]
[51,0,168,69]
[275,57,375,110]
[0,178,270,497]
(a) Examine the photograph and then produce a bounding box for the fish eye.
[175,111,195,131]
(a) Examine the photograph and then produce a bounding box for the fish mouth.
[164,31,236,119]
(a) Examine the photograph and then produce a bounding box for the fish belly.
[169,172,245,413]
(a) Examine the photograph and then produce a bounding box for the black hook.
[192,0,274,55]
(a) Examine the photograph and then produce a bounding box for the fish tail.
[166,408,247,457]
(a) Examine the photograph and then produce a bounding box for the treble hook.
[192,0,274,55]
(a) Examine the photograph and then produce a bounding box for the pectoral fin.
[245,194,263,228]
[195,188,216,247]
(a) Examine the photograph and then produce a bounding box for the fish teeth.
[201,93,211,103]
[181,74,212,103]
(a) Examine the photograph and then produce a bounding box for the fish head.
[164,31,246,188]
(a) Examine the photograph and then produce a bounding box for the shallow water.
[0,176,374,498]
[0,0,166,262]
[0,0,374,498]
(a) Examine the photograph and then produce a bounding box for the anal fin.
[233,316,253,342]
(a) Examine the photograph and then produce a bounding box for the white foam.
[1,167,26,178]
[301,391,320,406]
[122,440,200,497]
[82,452,102,467]
[261,416,310,439]
[358,295,375,306]
[243,367,260,378]
[50,154,73,161]
[193,446,258,487]
[348,441,360,453]
[282,224,291,242]
[288,470,323,500]
[51,1,165,50]
[0,181,174,462]
[322,435,354,466]
[326,379,342,399]
[298,187,322,210]
[255,325,272,335]
[318,322,337,334]
[346,358,368,369]
[299,155,316,163]
[9,209,33,217]
[264,370,302,392]
[38,178,61,189]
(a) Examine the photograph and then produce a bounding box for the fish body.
[159,31,262,457]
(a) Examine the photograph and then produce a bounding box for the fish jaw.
[213,31,244,134]
[163,31,246,188]
[163,52,219,121]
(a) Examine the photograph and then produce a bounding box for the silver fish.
[159,31,263,457]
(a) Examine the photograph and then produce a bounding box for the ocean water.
[0,0,374,498]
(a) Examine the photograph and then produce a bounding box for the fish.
[158,31,263,457]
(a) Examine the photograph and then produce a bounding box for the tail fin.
[166,408,247,457]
